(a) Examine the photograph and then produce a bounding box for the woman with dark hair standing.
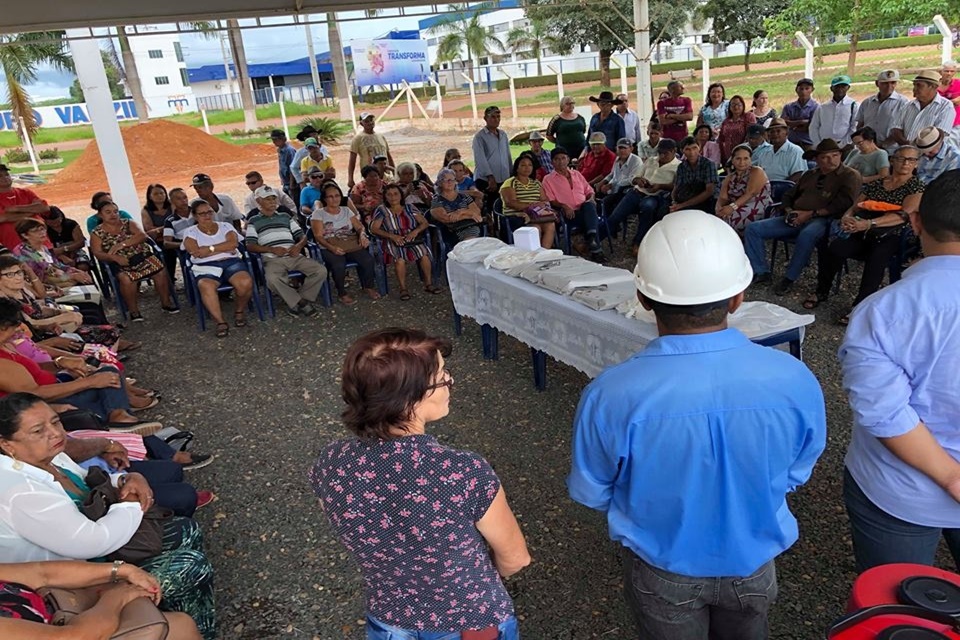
[310,328,530,640]
[751,90,777,127]
[697,83,729,137]
[717,95,757,165]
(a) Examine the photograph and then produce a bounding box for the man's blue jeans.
[366,614,519,640]
[744,215,831,282]
[564,200,600,237]
[622,548,777,640]
[843,468,960,574]
[604,190,668,246]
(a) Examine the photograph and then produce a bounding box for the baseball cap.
[254,185,278,200]
[914,70,941,85]
[359,112,374,121]
[269,129,285,139]
[306,166,324,177]
[528,131,545,141]
[191,173,212,186]
[876,69,900,83]
[796,78,814,87]
[616,137,633,148]
[588,132,606,145]
[747,124,766,137]
[304,137,320,149]
[373,154,388,162]
[830,75,852,87]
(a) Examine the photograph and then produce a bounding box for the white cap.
[254,185,278,200]
[634,210,753,305]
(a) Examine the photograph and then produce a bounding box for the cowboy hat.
[803,138,843,160]
[589,91,623,105]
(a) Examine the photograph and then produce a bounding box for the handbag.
[58,408,108,432]
[79,467,172,565]
[524,202,558,223]
[38,585,169,640]
[325,233,363,254]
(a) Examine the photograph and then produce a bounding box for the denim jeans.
[843,468,960,573]
[366,614,519,640]
[744,215,831,282]
[622,548,777,640]
[564,200,600,237]
[604,190,668,246]
[60,365,129,419]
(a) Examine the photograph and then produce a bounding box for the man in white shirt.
[890,70,956,148]
[857,69,908,152]
[190,173,243,229]
[242,171,297,217]
[616,93,642,146]
[810,75,859,150]
[597,137,642,220]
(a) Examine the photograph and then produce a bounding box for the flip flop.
[215,322,229,338]
[233,312,247,328]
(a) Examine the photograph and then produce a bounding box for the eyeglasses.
[892,156,920,164]
[0,270,24,278]
[425,368,454,391]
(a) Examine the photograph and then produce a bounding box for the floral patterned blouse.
[309,434,513,631]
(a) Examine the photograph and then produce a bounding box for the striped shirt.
[245,212,303,258]
[162,213,195,242]
[917,142,960,185]
[499,176,542,216]
[895,95,956,142]
[857,92,908,150]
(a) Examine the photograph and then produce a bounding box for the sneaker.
[751,272,772,286]
[183,453,215,471]
[161,306,180,315]
[773,277,795,296]
[285,305,301,317]
[107,421,163,436]
[130,312,144,323]
[195,490,218,510]
[299,302,318,317]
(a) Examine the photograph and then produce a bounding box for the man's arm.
[809,109,822,146]
[821,171,862,217]
[347,151,358,187]
[567,391,620,511]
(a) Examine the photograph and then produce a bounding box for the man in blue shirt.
[587,91,626,153]
[270,129,297,197]
[781,78,820,150]
[569,210,826,640]
[841,170,960,572]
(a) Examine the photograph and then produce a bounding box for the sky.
[23,12,429,101]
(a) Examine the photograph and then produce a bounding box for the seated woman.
[90,201,177,323]
[0,560,202,639]
[715,144,772,233]
[310,182,380,305]
[44,206,91,272]
[447,159,485,202]
[310,328,530,639]
[0,393,216,639]
[804,145,924,323]
[13,219,93,288]
[430,168,484,246]
[693,124,722,166]
[0,298,156,432]
[180,200,253,338]
[395,162,434,211]
[370,183,439,301]
[350,166,384,225]
[85,191,134,235]
[140,183,178,282]
[442,147,471,175]
[499,154,557,249]
[844,126,890,185]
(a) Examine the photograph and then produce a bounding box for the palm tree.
[115,21,216,124]
[430,3,505,82]
[505,19,571,77]
[225,19,258,130]
[0,31,71,139]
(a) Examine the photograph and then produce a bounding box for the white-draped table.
[447,259,815,389]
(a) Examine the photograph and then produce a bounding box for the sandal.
[801,293,826,310]
[215,322,229,338]
[130,397,160,413]
[233,311,247,328]
[339,294,357,306]
[424,284,442,294]
[399,289,411,301]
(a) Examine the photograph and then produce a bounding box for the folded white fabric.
[447,237,507,263]
[557,266,635,294]
[537,260,628,295]
[500,249,566,276]
[484,246,564,271]
[512,255,582,284]
[569,279,639,311]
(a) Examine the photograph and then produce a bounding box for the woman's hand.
[359,235,370,249]
[45,336,83,352]
[86,371,122,389]
[404,231,419,243]
[96,583,155,609]
[118,472,153,511]
[113,255,129,267]
[102,441,130,471]
[119,565,161,604]
[392,234,407,246]
[107,243,123,255]
[716,204,735,219]
[331,247,346,256]
[840,215,859,233]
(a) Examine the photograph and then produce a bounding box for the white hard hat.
[634,210,753,305]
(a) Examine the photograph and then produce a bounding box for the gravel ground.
[118,238,948,640]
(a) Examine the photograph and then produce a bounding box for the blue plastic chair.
[180,247,264,332]
[306,236,388,298]
[249,247,331,317]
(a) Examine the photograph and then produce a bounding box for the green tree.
[69,50,125,102]
[430,4,506,81]
[768,0,953,76]
[0,31,71,139]
[505,18,571,77]
[526,0,696,87]
[696,0,788,71]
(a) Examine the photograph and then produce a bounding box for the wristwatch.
[208,245,215,253]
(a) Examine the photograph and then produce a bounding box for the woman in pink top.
[938,61,960,144]
[717,95,757,166]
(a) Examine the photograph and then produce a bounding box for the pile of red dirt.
[50,119,271,186]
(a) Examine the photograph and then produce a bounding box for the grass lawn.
[7,148,84,175]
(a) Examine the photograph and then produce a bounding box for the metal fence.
[196,82,335,112]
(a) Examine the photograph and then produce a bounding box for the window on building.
[174,42,184,62]
[155,76,170,85]
[493,23,509,33]
[179,69,190,86]
[148,49,163,59]
[428,37,438,46]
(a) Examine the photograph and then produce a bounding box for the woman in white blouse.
[0,392,216,639]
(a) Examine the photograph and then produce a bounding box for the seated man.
[245,185,327,317]
[578,133,616,187]
[528,131,553,179]
[596,137,642,219]
[752,118,807,183]
[669,136,719,214]
[542,147,605,262]
[915,126,960,185]
[747,124,768,151]
[372,154,395,181]
[636,122,662,160]
[243,171,297,216]
[604,139,680,254]
[745,139,862,295]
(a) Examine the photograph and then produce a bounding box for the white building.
[121,26,197,117]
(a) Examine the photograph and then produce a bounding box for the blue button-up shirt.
[841,256,960,528]
[568,328,826,577]
[918,142,960,185]
[781,99,820,147]
[589,112,626,152]
[752,140,809,182]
